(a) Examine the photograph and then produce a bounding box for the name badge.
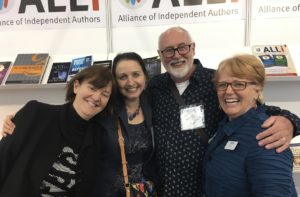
[180,104,205,131]
[224,141,238,150]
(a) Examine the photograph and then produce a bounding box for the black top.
[39,104,87,195]
[92,93,156,197]
[0,101,101,197]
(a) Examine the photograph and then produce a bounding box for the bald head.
[158,27,194,50]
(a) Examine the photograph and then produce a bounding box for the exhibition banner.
[0,0,106,30]
[112,0,245,27]
[252,0,300,19]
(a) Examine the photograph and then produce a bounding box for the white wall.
[0,28,108,56]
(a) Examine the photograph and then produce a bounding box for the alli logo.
[17,0,100,13]
[119,0,147,9]
[0,0,8,11]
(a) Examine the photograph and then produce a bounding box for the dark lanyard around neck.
[171,85,209,145]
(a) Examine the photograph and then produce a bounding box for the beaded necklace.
[127,105,140,121]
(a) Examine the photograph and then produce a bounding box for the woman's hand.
[1,114,16,137]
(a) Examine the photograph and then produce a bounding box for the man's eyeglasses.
[160,43,193,58]
[215,81,257,91]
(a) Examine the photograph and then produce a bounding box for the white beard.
[167,63,190,80]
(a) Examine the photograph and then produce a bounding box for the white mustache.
[170,59,186,66]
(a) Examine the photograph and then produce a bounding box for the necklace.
[127,105,140,121]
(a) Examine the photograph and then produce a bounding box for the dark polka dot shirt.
[148,59,223,197]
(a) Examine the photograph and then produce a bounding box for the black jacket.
[92,93,157,196]
[0,101,101,197]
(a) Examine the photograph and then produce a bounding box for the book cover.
[0,61,12,85]
[5,53,50,84]
[47,62,71,84]
[251,44,297,76]
[93,60,112,69]
[290,143,300,172]
[143,56,161,79]
[67,55,92,81]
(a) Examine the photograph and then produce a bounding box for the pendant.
[127,105,140,121]
[128,112,138,121]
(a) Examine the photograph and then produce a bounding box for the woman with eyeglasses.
[202,54,297,197]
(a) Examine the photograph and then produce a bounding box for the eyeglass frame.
[159,43,194,58]
[215,81,257,91]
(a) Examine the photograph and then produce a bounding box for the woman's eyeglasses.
[216,81,257,91]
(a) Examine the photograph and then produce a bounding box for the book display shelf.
[267,76,300,82]
[0,83,66,90]
[1,73,299,90]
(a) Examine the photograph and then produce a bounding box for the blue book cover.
[67,55,92,81]
[47,62,71,83]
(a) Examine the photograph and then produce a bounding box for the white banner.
[112,0,245,27]
[0,0,106,30]
[252,0,300,19]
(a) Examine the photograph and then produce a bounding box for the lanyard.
[170,85,209,145]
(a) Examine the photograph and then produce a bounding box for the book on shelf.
[143,56,161,79]
[5,53,50,84]
[290,143,300,172]
[47,62,71,84]
[0,61,12,85]
[251,44,297,76]
[67,55,92,82]
[93,60,112,69]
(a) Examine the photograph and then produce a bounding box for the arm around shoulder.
[265,104,300,136]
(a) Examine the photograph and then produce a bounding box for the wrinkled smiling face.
[73,80,112,120]
[115,59,146,102]
[158,29,195,82]
[217,71,260,120]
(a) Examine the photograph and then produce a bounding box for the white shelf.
[0,76,299,90]
[267,76,300,82]
[0,83,66,90]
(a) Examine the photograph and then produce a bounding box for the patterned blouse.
[107,122,152,196]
